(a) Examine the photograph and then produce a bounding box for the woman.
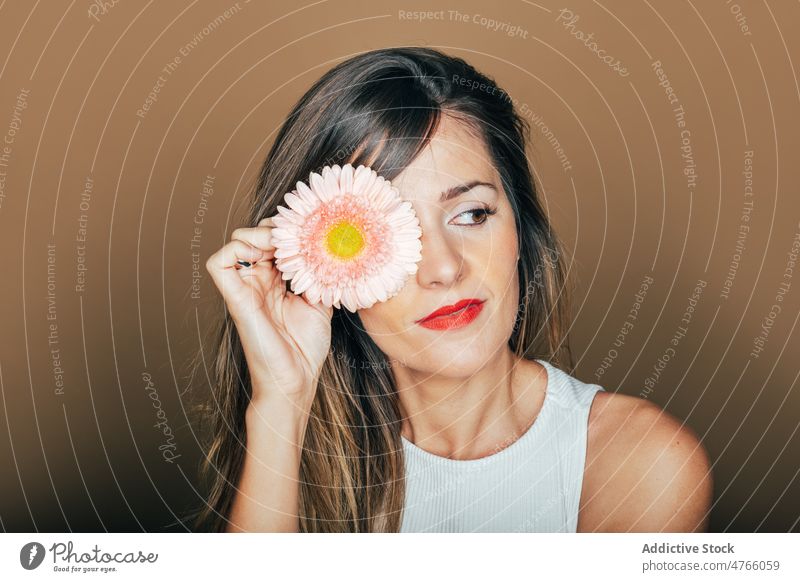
[194,47,713,532]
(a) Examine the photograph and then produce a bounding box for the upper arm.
[580,393,714,532]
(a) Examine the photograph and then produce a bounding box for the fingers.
[206,215,282,304]
[205,239,266,301]
[230,226,276,257]
[207,239,265,270]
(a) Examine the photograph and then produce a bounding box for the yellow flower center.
[325,221,365,259]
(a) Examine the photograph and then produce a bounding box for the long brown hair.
[190,47,574,532]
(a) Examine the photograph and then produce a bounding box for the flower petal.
[283,192,310,215]
[275,205,304,225]
[309,171,328,201]
[352,165,372,192]
[340,163,354,194]
[292,269,314,294]
[322,167,340,201]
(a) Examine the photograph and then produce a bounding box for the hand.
[205,217,333,407]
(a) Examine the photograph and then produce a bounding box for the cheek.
[484,217,520,326]
[356,301,417,365]
[477,214,519,281]
[357,298,406,336]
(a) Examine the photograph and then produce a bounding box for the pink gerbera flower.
[271,163,423,312]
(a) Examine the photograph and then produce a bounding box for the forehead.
[347,115,497,204]
[391,116,496,202]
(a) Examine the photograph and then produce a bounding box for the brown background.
[0,0,798,532]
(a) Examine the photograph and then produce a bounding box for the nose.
[415,226,464,288]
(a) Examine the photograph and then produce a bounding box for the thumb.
[319,303,334,321]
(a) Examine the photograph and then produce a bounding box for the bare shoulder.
[577,391,713,532]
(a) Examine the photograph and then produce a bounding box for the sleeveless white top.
[399,358,604,532]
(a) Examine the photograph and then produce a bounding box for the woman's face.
[357,116,521,379]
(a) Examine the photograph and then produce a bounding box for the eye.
[450,206,498,226]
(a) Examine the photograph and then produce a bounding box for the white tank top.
[399,358,604,532]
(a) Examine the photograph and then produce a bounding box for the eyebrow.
[439,180,497,203]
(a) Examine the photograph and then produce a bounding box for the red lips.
[416,298,483,322]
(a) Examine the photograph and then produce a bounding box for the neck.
[394,347,542,460]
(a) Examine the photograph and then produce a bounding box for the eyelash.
[451,205,498,227]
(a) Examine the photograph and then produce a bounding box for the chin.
[415,347,494,377]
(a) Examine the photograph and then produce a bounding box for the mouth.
[415,298,486,331]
